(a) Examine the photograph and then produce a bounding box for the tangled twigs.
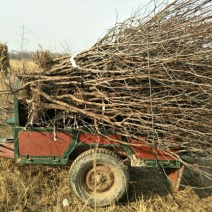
[17,0,211,157]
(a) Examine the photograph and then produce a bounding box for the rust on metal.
[85,165,114,193]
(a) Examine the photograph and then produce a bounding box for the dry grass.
[0,75,12,138]
[0,159,211,212]
[10,59,39,73]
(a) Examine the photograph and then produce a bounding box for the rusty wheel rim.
[85,164,114,193]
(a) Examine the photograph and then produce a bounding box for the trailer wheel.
[69,148,129,207]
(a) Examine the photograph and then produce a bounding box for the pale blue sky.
[0,0,169,53]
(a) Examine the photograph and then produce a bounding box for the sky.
[0,0,168,54]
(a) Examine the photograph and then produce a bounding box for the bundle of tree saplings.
[17,0,212,155]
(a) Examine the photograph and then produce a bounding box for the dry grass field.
[10,59,39,72]
[0,159,211,212]
[0,60,211,211]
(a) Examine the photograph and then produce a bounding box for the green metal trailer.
[0,79,184,207]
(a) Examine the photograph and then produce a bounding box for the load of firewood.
[17,0,211,154]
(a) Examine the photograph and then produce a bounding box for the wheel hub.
[85,164,114,193]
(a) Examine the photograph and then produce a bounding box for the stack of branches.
[18,0,211,155]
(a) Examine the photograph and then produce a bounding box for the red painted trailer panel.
[18,131,72,156]
[79,134,120,145]
[0,145,14,158]
[128,138,179,160]
[79,134,179,160]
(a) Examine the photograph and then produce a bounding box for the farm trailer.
[0,79,184,207]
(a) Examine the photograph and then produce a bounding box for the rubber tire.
[69,148,129,207]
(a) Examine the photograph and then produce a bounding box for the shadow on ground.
[120,156,211,205]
